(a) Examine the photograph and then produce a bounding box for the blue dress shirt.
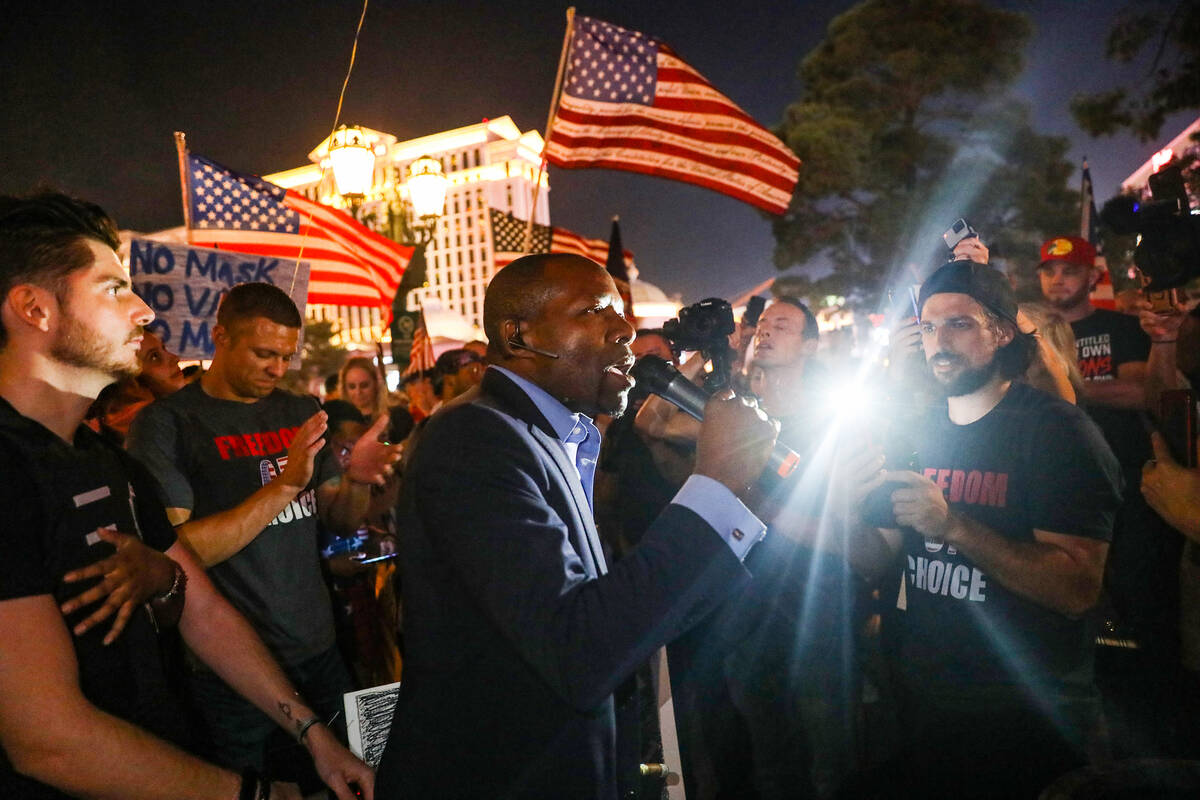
[492,366,765,561]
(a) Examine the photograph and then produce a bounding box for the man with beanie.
[849,260,1122,798]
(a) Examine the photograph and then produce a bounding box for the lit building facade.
[265,116,550,346]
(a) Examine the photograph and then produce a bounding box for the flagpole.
[173,131,193,240]
[524,6,575,253]
[1080,156,1089,239]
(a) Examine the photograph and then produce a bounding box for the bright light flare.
[818,375,876,421]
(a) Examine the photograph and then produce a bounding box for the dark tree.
[1071,0,1200,141]
[772,0,1080,307]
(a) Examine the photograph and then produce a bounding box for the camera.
[1100,163,1200,291]
[661,298,736,392]
[662,298,735,352]
[942,218,977,252]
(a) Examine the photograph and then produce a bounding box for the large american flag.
[489,209,633,271]
[545,16,800,215]
[182,152,412,307]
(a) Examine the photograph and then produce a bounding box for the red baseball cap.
[1038,236,1096,268]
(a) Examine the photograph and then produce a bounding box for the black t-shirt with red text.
[894,383,1122,694]
[127,382,339,666]
[1071,308,1151,473]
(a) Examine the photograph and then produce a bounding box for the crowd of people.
[1,189,1198,800]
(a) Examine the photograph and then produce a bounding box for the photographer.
[640,296,862,799]
[852,259,1122,798]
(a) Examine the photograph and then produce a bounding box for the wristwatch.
[151,560,187,605]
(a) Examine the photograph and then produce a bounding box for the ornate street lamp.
[327,124,375,209]
[326,126,450,372]
[388,155,449,370]
[404,155,449,243]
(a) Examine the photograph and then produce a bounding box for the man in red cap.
[1038,235,1182,761]
[1036,235,1150,415]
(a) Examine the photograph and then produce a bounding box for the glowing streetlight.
[405,155,449,235]
[328,124,375,200]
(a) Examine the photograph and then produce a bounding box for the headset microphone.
[507,338,562,359]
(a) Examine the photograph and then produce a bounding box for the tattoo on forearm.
[279,697,307,734]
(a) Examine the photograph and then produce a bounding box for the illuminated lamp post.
[387,156,449,370]
[402,155,449,244]
[327,127,448,370]
[327,124,375,214]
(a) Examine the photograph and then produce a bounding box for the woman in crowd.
[339,355,415,443]
[87,329,187,442]
[1018,301,1085,403]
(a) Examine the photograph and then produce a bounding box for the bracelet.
[296,715,323,744]
[151,561,187,604]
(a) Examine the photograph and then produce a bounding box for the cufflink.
[732,528,745,541]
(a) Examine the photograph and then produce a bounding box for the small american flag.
[545,16,799,215]
[489,209,633,271]
[405,312,435,376]
[182,152,412,308]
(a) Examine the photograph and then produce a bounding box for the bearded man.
[0,191,372,799]
[847,259,1123,798]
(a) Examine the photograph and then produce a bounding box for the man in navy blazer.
[375,254,778,799]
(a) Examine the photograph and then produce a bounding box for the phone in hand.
[1145,288,1181,315]
[943,218,977,251]
[1160,388,1198,468]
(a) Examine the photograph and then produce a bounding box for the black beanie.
[917,259,1018,325]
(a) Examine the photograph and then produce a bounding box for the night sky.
[1,1,1194,303]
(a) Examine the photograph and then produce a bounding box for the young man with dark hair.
[0,191,372,799]
[852,259,1122,797]
[127,280,401,774]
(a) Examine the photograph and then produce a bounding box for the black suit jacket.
[375,368,751,799]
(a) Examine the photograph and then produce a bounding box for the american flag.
[544,16,800,215]
[405,311,435,376]
[181,152,413,308]
[489,209,633,271]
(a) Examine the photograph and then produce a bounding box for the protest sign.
[128,238,310,360]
